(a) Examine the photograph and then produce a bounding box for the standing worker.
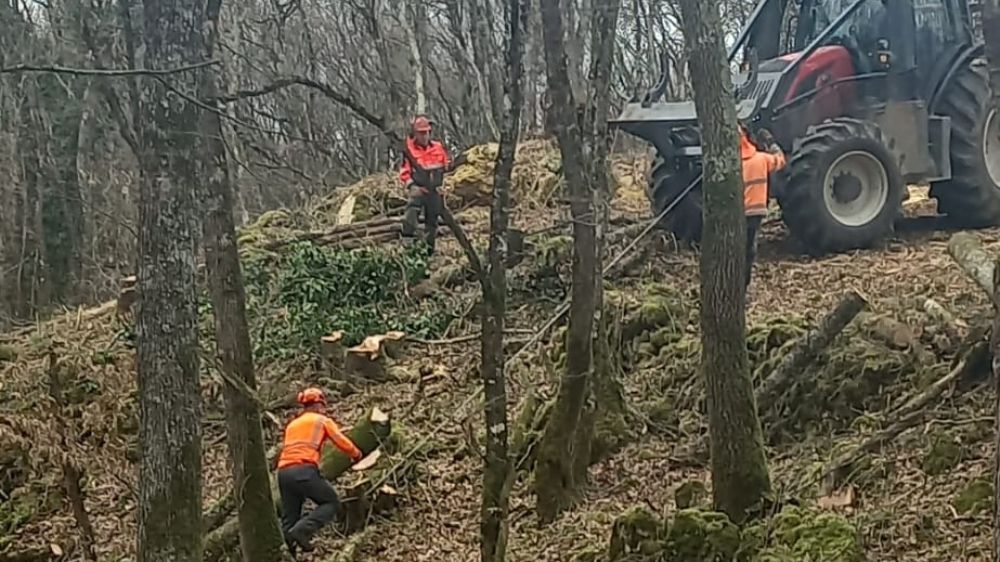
[277,387,363,555]
[399,114,465,254]
[739,123,785,290]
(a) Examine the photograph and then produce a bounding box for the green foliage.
[239,242,453,361]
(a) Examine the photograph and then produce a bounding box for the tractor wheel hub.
[823,151,889,227]
[986,109,1000,187]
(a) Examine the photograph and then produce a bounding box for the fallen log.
[823,344,985,490]
[204,408,392,561]
[822,237,1000,490]
[948,232,998,304]
[756,290,868,410]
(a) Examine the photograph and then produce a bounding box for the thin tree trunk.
[992,256,1000,561]
[533,0,598,524]
[135,0,206,560]
[480,0,526,558]
[198,1,291,561]
[406,0,429,115]
[581,0,622,465]
[676,0,771,523]
[984,3,1000,554]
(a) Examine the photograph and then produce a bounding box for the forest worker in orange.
[739,123,785,290]
[276,387,363,554]
[399,114,465,253]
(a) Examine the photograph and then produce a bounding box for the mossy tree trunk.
[134,0,206,559]
[198,1,291,561]
[479,0,526,560]
[534,0,622,523]
[534,0,597,523]
[676,0,771,523]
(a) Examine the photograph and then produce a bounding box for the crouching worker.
[277,387,363,554]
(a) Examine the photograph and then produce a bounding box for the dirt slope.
[1,141,999,562]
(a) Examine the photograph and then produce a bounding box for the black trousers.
[745,215,763,289]
[278,464,340,544]
[402,186,441,251]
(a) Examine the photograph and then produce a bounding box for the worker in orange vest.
[276,387,363,554]
[399,115,465,253]
[739,123,786,290]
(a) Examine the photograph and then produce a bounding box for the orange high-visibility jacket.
[400,136,450,186]
[277,411,363,469]
[740,133,786,217]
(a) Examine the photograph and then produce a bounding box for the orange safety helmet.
[297,387,327,406]
[411,114,433,133]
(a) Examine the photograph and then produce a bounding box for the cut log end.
[370,407,389,424]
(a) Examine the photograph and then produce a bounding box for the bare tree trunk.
[581,0,623,464]
[676,0,771,523]
[992,255,1000,561]
[135,0,205,560]
[406,0,429,114]
[533,0,598,524]
[198,2,291,561]
[480,0,526,558]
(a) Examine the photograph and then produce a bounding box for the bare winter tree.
[198,1,292,561]
[134,0,207,559]
[480,0,527,558]
[532,0,621,523]
[675,0,771,522]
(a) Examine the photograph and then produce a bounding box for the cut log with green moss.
[756,290,867,411]
[204,408,391,561]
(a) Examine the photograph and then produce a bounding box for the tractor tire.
[929,58,1000,227]
[646,130,702,243]
[778,118,904,255]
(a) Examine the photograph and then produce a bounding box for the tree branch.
[0,60,220,76]
[212,75,401,143]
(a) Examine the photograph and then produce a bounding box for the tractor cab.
[613,0,999,255]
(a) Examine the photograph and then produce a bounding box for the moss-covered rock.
[608,506,665,560]
[740,506,862,562]
[953,477,993,515]
[662,509,740,561]
[674,480,709,510]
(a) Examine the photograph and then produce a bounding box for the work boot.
[288,528,315,553]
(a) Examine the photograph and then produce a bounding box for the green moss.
[953,477,993,515]
[608,506,664,560]
[674,481,708,510]
[0,344,18,362]
[921,432,964,476]
[744,506,862,562]
[663,509,740,561]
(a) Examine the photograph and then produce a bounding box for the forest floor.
[2,140,998,562]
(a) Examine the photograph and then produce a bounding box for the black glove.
[447,153,469,172]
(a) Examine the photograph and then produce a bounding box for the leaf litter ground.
[1,138,998,562]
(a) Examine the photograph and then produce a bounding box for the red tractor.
[613,0,1000,255]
